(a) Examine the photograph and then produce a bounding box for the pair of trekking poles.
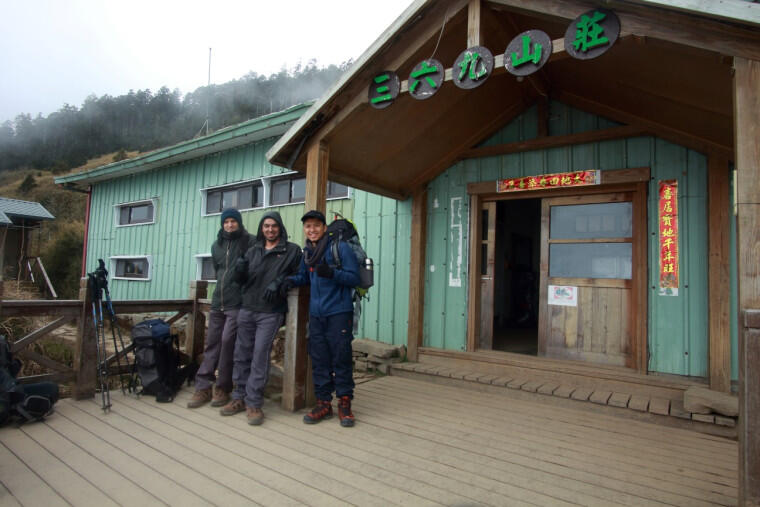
[87,259,134,412]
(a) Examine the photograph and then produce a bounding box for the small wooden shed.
[0,197,55,280]
[266,0,760,502]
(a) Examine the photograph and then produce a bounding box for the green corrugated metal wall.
[86,136,352,300]
[417,101,727,378]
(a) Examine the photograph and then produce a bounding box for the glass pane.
[116,259,148,278]
[252,184,263,207]
[119,207,130,225]
[549,243,632,279]
[481,210,489,241]
[238,185,253,209]
[201,257,215,280]
[115,260,126,277]
[291,178,306,202]
[481,244,488,275]
[222,190,238,209]
[271,180,290,205]
[550,202,632,240]
[327,181,348,198]
[207,191,221,214]
[129,204,151,223]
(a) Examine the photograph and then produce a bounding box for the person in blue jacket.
[282,209,360,427]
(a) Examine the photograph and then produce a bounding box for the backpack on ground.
[326,214,374,333]
[0,335,59,426]
[131,319,193,403]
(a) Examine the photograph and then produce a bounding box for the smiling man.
[220,211,301,425]
[283,209,361,427]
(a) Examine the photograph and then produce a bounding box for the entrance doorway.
[491,199,541,355]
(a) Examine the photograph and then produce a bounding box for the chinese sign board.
[369,9,620,107]
[497,170,600,193]
[658,180,679,296]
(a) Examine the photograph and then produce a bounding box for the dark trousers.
[232,310,283,409]
[195,309,238,392]
[308,312,355,401]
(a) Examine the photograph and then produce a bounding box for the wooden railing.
[21,256,58,299]
[1,278,312,410]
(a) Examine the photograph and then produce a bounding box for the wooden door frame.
[466,167,649,373]
[479,202,496,350]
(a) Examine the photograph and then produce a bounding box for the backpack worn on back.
[327,214,374,293]
[132,319,185,403]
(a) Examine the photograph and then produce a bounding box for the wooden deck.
[0,375,738,506]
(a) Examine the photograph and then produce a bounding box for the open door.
[479,202,496,349]
[538,193,636,367]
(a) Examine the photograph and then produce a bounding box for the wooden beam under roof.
[487,0,760,60]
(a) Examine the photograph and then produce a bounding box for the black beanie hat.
[220,208,243,227]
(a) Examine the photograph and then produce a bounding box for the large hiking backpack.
[132,319,184,403]
[327,214,374,292]
[1,335,59,426]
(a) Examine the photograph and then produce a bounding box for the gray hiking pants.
[195,308,239,392]
[232,310,283,409]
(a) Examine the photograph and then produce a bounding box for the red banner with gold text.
[658,180,679,296]
[497,170,599,193]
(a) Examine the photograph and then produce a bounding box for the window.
[116,200,155,226]
[195,255,216,281]
[270,176,306,205]
[111,256,151,280]
[327,181,349,199]
[205,181,263,215]
[548,201,632,279]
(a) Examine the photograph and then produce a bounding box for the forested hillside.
[0,60,349,173]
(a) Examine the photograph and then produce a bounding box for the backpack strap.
[331,233,343,270]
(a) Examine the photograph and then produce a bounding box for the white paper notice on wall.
[548,285,578,307]
[448,197,463,288]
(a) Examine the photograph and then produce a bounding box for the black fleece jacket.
[210,228,252,311]
[239,211,302,313]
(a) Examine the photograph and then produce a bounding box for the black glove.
[234,255,248,275]
[263,280,279,302]
[279,278,295,297]
[316,263,334,279]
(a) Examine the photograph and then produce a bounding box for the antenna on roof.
[197,48,212,138]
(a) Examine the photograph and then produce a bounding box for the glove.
[263,280,279,302]
[234,255,248,276]
[279,278,295,298]
[316,263,334,279]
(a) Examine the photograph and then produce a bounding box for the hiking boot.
[303,400,333,424]
[210,387,230,407]
[338,396,355,427]
[247,407,264,426]
[219,398,245,416]
[187,388,212,409]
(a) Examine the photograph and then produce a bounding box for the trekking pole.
[88,269,111,412]
[95,259,132,394]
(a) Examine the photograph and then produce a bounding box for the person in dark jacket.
[282,209,360,427]
[187,208,252,409]
[219,211,301,425]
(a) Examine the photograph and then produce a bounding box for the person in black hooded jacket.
[188,208,252,409]
[219,211,301,425]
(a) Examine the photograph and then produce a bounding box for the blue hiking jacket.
[290,239,360,317]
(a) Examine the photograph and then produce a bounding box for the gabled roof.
[55,102,312,187]
[267,0,760,200]
[0,197,55,222]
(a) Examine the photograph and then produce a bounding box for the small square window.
[206,191,222,214]
[118,202,154,225]
[200,257,215,281]
[114,258,149,279]
[291,178,306,203]
[271,180,291,205]
[327,182,348,199]
[222,189,238,209]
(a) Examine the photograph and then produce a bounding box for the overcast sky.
[0,0,413,124]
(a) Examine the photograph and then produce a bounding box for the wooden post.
[281,287,310,411]
[467,0,482,47]
[73,277,96,399]
[734,56,760,507]
[407,189,427,362]
[708,154,731,393]
[186,280,208,362]
[305,141,329,215]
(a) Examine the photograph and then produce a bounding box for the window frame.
[195,253,216,282]
[201,180,264,217]
[113,199,157,228]
[109,255,153,281]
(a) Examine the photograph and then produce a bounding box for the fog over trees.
[0,60,350,173]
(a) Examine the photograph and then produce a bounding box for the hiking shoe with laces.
[247,407,264,426]
[219,398,245,416]
[187,388,212,409]
[303,400,333,424]
[210,387,230,407]
[338,396,355,427]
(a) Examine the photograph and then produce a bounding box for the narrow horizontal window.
[113,257,150,279]
[205,181,263,215]
[327,181,349,199]
[117,202,154,226]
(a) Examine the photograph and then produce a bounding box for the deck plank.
[1,425,118,506]
[0,441,66,507]
[0,480,22,507]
